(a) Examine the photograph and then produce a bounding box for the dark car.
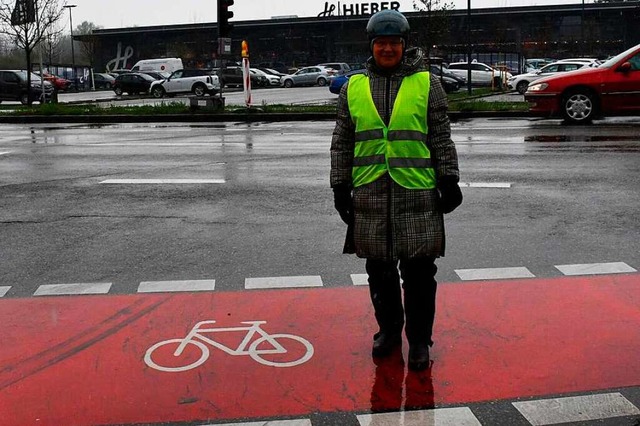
[140,71,170,81]
[93,73,116,89]
[216,66,268,88]
[113,72,156,95]
[329,69,366,94]
[0,70,56,104]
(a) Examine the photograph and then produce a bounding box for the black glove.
[438,175,463,214]
[332,184,354,225]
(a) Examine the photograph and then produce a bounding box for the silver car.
[280,66,336,88]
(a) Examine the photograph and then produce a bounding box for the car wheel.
[317,77,327,86]
[516,81,529,95]
[284,79,293,88]
[192,83,206,97]
[105,82,112,89]
[562,89,597,124]
[20,93,29,105]
[114,87,123,96]
[151,86,165,98]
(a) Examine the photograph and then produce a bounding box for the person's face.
[372,36,404,70]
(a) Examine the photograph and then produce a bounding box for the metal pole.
[581,0,585,56]
[64,5,77,91]
[467,0,472,94]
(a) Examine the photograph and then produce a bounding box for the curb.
[0,110,538,124]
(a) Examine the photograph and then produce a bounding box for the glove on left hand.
[438,175,463,214]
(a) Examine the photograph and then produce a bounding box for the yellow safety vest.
[348,72,436,189]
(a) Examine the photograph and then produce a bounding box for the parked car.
[36,72,71,91]
[0,70,56,104]
[429,64,466,85]
[524,43,640,123]
[149,69,220,98]
[317,62,351,75]
[131,58,183,75]
[508,61,589,94]
[93,72,116,89]
[140,71,170,80]
[216,66,268,87]
[256,61,290,74]
[113,72,156,95]
[329,69,366,94]
[525,58,554,73]
[250,68,280,86]
[281,66,336,88]
[448,61,513,86]
[258,67,286,78]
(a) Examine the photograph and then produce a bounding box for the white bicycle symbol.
[144,320,314,372]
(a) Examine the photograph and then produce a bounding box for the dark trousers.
[365,256,438,346]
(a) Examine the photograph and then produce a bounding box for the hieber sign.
[317,1,401,17]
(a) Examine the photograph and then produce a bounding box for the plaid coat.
[330,47,460,260]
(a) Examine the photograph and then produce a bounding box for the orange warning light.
[241,40,249,58]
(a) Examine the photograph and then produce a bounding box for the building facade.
[79,1,640,73]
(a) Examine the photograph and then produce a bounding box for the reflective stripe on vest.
[348,72,436,189]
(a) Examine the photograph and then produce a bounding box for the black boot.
[372,331,402,357]
[408,343,430,371]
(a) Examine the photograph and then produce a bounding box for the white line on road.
[512,392,640,425]
[357,407,482,425]
[0,151,10,156]
[0,286,10,297]
[34,283,112,296]
[459,182,512,188]
[100,179,226,184]
[245,276,323,290]
[455,267,535,281]
[137,280,216,293]
[555,262,637,276]
[351,274,369,286]
[201,419,312,426]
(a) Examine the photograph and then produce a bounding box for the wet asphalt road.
[0,117,639,297]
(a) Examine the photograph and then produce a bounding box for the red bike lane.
[1,273,639,425]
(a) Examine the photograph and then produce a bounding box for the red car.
[40,72,72,91]
[525,43,640,123]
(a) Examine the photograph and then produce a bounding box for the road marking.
[351,274,368,286]
[555,262,637,276]
[0,286,10,297]
[137,280,216,293]
[357,407,482,425]
[0,151,10,156]
[34,283,112,296]
[245,275,323,289]
[459,182,512,188]
[100,179,226,184]
[201,419,312,426]
[512,392,640,425]
[455,267,535,281]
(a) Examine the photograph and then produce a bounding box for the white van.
[131,58,183,75]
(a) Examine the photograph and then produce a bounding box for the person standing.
[330,9,462,371]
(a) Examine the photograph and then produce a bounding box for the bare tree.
[412,0,454,60]
[74,20,102,67]
[0,0,66,104]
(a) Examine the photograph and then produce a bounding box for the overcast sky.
[69,0,584,30]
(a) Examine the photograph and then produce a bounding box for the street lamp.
[64,4,77,91]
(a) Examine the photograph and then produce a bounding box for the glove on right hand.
[438,176,463,214]
[333,184,354,225]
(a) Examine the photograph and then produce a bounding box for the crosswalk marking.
[137,280,216,293]
[351,274,368,286]
[512,392,640,425]
[357,407,482,425]
[34,283,112,296]
[555,261,637,276]
[201,420,311,426]
[100,179,226,184]
[0,286,10,297]
[245,275,323,290]
[455,266,535,281]
[459,182,512,188]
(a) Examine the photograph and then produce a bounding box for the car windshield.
[16,71,42,82]
[599,44,640,68]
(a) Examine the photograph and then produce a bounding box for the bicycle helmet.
[366,9,410,42]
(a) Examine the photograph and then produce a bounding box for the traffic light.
[218,0,234,38]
